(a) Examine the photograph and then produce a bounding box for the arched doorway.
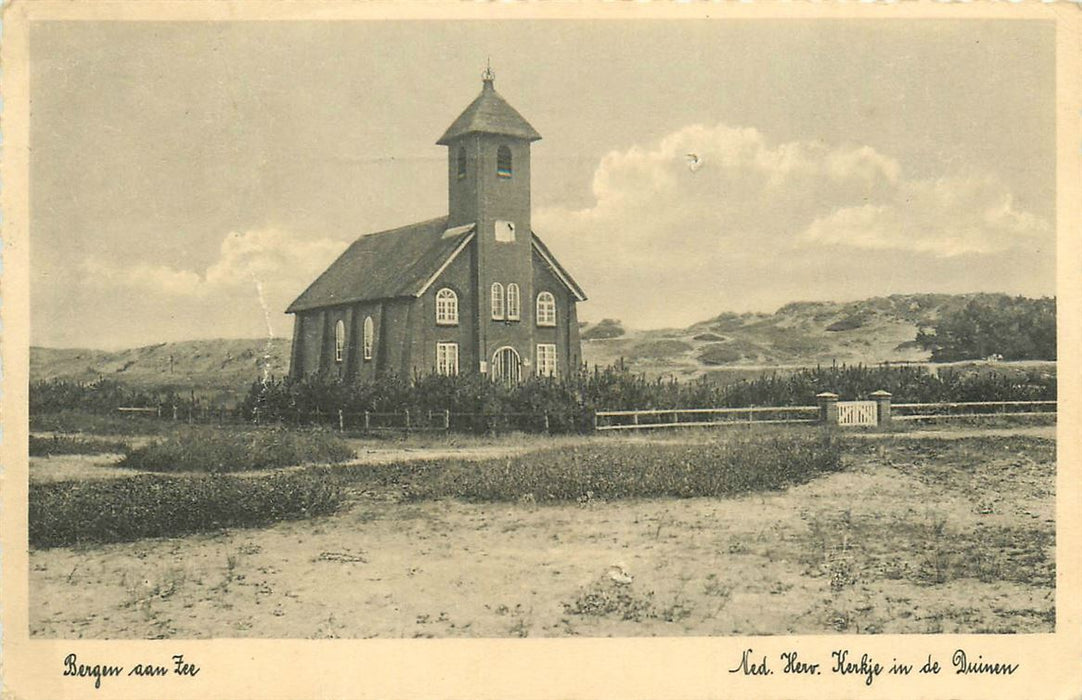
[491,346,522,386]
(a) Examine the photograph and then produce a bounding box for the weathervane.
[482,57,495,84]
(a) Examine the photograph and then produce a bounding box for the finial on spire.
[482,58,495,86]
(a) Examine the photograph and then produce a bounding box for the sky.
[30,20,1056,349]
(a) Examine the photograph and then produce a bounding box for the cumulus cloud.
[78,229,346,343]
[536,123,1053,328]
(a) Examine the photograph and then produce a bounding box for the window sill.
[436,321,459,327]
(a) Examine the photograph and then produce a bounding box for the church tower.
[437,66,542,379]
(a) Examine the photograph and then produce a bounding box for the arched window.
[496,145,512,178]
[506,283,521,321]
[456,147,467,179]
[363,316,374,360]
[436,288,458,325]
[491,282,505,320]
[536,291,556,327]
[334,320,346,362]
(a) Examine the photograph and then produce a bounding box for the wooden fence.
[594,391,1056,432]
[593,406,819,431]
[117,391,1057,435]
[114,405,555,434]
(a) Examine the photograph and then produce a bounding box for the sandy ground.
[29,430,1054,638]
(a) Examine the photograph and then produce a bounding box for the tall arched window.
[334,320,346,362]
[496,145,512,178]
[536,291,556,327]
[436,288,458,325]
[456,147,467,179]
[491,282,505,320]
[506,283,521,321]
[363,316,374,360]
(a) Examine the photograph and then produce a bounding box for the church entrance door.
[491,346,522,386]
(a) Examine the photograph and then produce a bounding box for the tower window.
[334,320,346,363]
[536,292,556,327]
[436,288,459,325]
[496,145,512,178]
[491,282,505,320]
[506,283,521,321]
[456,147,467,179]
[363,316,374,360]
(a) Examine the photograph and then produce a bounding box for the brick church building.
[287,70,586,383]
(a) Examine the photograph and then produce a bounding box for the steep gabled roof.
[532,232,587,302]
[286,218,476,313]
[437,79,541,145]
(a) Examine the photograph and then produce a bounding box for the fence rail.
[115,393,1057,435]
[595,406,819,431]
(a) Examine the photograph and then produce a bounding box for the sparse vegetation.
[29,471,343,548]
[392,430,843,502]
[29,435,129,457]
[118,426,354,473]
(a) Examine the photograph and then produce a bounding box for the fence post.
[444,409,451,433]
[544,413,551,435]
[870,390,892,428]
[591,410,599,433]
[172,404,178,421]
[157,404,162,419]
[364,411,370,432]
[338,409,345,433]
[404,409,411,435]
[816,392,839,426]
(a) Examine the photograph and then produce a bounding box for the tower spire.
[482,58,495,87]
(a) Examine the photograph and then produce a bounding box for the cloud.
[74,229,347,345]
[535,123,1053,328]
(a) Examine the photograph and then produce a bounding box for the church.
[287,69,586,384]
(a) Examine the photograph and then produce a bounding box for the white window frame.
[436,288,459,325]
[491,282,505,320]
[536,343,557,378]
[536,291,556,327]
[436,342,459,376]
[363,316,374,360]
[334,320,346,363]
[506,283,521,321]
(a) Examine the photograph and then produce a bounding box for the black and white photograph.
[2,4,1079,699]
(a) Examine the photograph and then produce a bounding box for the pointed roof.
[437,77,541,145]
[286,218,476,313]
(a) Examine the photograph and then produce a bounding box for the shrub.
[916,294,1056,361]
[29,435,129,457]
[119,427,354,473]
[581,319,626,340]
[29,471,343,548]
[399,430,844,502]
[698,343,742,365]
[826,313,867,332]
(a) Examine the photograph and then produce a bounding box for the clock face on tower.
[494,220,516,243]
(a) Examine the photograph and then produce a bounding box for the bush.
[581,319,626,340]
[916,295,1056,361]
[29,435,129,457]
[399,430,844,502]
[698,343,743,365]
[29,471,343,548]
[826,313,867,332]
[119,427,354,473]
